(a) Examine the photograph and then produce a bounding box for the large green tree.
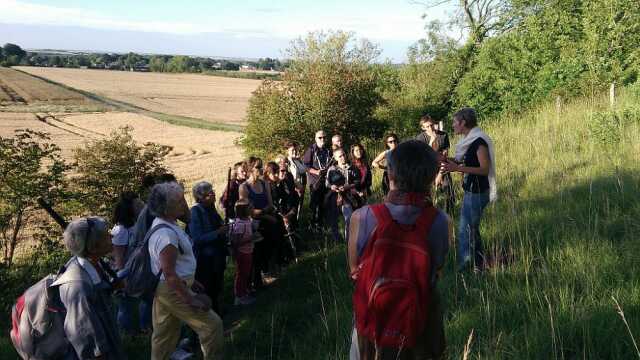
[242,31,384,158]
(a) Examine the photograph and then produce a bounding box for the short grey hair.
[192,181,213,203]
[148,181,184,218]
[63,217,109,257]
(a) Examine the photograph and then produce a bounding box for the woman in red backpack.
[348,140,450,360]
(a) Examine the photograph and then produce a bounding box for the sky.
[0,0,456,62]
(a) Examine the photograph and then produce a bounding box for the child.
[229,200,257,306]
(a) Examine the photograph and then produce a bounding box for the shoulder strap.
[414,206,439,233]
[370,204,393,228]
[145,223,184,254]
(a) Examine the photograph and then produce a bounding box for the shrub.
[73,126,171,217]
[242,31,385,158]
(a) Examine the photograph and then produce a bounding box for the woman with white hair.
[55,216,125,359]
[147,182,224,360]
[189,180,228,315]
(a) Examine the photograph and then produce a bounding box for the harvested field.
[0,67,91,105]
[0,112,244,202]
[16,67,261,125]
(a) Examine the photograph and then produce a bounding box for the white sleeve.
[152,228,179,255]
[110,225,129,246]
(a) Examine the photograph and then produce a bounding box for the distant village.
[3,45,285,79]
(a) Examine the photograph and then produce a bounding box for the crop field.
[0,111,244,199]
[15,66,262,125]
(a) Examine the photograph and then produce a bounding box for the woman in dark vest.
[239,157,281,288]
[372,133,399,196]
[442,107,497,272]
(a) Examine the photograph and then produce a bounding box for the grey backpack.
[10,263,73,359]
[124,223,182,298]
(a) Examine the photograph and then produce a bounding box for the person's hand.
[191,280,205,293]
[441,159,460,173]
[331,185,339,192]
[216,225,229,235]
[283,216,290,227]
[338,186,345,192]
[189,294,212,311]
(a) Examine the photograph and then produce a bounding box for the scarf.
[454,126,497,202]
[384,190,432,207]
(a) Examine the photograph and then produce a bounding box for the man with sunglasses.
[303,130,332,228]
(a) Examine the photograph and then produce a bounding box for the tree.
[242,30,384,158]
[222,61,240,71]
[149,55,167,72]
[73,126,172,216]
[125,52,142,70]
[3,43,27,62]
[0,130,69,268]
[166,55,197,72]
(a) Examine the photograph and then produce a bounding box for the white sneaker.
[234,295,257,306]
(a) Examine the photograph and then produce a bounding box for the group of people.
[19,106,496,360]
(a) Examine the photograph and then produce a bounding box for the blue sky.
[0,0,456,62]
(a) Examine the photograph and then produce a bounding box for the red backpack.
[353,203,437,349]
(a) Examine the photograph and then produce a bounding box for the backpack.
[124,223,181,299]
[353,204,438,349]
[10,262,76,359]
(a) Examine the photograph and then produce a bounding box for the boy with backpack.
[348,140,450,360]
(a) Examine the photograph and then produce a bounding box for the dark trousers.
[194,254,226,316]
[309,184,328,226]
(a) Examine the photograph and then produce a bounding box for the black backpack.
[124,223,182,299]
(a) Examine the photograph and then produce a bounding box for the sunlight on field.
[15,66,261,125]
[0,111,245,203]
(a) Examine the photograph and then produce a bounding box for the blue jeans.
[457,191,490,269]
[117,295,152,332]
[327,199,353,242]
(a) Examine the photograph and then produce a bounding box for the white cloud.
[0,0,207,33]
[0,0,440,42]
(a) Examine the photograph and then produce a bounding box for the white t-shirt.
[148,218,197,281]
[110,224,132,247]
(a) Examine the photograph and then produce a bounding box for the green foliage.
[582,0,640,87]
[589,106,640,145]
[242,31,385,158]
[1,43,26,66]
[0,129,69,268]
[73,126,171,217]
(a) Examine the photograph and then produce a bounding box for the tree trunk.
[7,210,23,268]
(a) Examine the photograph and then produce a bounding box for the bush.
[587,106,640,145]
[242,31,385,158]
[73,126,171,217]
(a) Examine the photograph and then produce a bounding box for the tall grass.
[223,90,640,359]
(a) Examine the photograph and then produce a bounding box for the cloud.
[0,0,215,34]
[0,0,433,42]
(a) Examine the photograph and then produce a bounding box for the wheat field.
[15,67,262,125]
[0,111,244,202]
